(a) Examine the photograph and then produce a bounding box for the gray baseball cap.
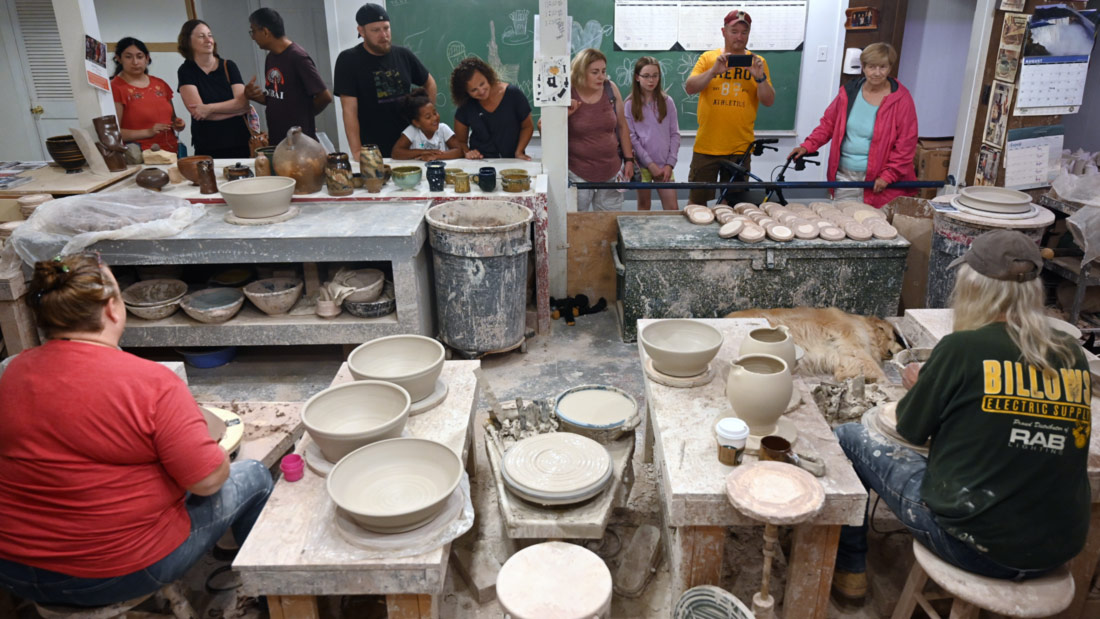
[949,229,1042,282]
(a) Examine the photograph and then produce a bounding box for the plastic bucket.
[425,200,533,353]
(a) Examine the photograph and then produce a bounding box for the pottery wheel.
[725,461,825,525]
[862,402,929,456]
[502,432,611,496]
[949,197,1038,220]
[743,416,798,455]
[644,357,715,388]
[334,474,473,556]
[223,205,300,225]
[408,380,448,416]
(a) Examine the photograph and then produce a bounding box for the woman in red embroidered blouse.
[111,37,184,152]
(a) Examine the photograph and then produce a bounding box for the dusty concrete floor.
[5,312,919,618]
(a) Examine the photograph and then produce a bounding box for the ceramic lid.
[715,417,749,440]
[502,432,611,496]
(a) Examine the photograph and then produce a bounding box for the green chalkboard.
[387,0,802,132]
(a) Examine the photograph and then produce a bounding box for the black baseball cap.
[949,230,1043,282]
[356,3,389,26]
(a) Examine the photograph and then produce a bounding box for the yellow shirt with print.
[691,49,771,156]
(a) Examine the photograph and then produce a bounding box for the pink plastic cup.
[280,454,304,482]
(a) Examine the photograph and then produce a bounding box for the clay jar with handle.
[725,354,792,437]
[359,144,384,179]
[272,126,326,194]
[739,325,797,372]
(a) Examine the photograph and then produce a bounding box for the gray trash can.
[425,200,533,353]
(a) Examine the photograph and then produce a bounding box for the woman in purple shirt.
[626,57,680,210]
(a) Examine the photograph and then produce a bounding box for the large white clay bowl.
[640,320,724,377]
[327,437,462,533]
[301,380,411,462]
[219,176,295,219]
[347,335,445,401]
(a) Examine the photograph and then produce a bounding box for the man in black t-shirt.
[333,3,436,157]
[245,8,333,145]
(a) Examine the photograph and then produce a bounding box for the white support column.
[538,0,569,297]
[948,0,998,188]
[52,0,114,128]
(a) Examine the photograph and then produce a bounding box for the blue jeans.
[834,423,1054,581]
[0,460,273,607]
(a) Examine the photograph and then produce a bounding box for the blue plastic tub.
[176,346,238,368]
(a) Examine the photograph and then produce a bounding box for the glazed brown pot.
[273,126,326,194]
[177,155,214,184]
[135,168,170,191]
[45,135,86,173]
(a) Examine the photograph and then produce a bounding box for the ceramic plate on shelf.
[502,432,611,497]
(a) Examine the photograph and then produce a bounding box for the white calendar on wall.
[1014,56,1090,116]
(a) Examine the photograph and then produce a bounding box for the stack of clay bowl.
[501,432,613,506]
[17,194,53,220]
[121,278,188,320]
[685,200,898,243]
[0,221,21,248]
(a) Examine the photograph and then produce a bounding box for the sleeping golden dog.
[725,307,902,382]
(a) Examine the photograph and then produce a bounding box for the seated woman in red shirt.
[111,37,185,153]
[0,254,272,607]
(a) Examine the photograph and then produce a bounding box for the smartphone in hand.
[726,54,753,68]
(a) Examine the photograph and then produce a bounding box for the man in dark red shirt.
[245,7,333,144]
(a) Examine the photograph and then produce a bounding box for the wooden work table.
[233,360,479,619]
[0,164,139,197]
[897,307,1100,619]
[639,318,868,619]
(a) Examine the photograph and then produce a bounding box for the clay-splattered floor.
[3,312,917,618]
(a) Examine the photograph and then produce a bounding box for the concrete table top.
[233,360,479,597]
[639,318,867,528]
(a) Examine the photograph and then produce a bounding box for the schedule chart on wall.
[615,0,807,51]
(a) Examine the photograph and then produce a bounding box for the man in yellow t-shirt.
[684,10,774,205]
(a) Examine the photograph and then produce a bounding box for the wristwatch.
[755,75,767,83]
[624,157,635,162]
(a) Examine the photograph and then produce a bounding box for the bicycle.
[717,139,821,206]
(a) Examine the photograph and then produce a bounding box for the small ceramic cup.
[759,435,826,476]
[280,454,304,482]
[426,161,446,192]
[453,171,470,193]
[478,166,496,192]
[715,417,749,466]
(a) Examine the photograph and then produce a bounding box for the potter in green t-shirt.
[896,322,1091,570]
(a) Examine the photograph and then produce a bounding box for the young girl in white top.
[625,57,680,210]
[391,88,464,161]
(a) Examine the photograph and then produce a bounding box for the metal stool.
[496,541,612,618]
[892,541,1074,618]
[34,582,197,619]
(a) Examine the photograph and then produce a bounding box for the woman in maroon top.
[110,37,185,152]
[568,48,635,211]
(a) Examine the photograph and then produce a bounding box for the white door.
[0,0,77,160]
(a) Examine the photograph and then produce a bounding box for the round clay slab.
[819,226,845,241]
[844,222,872,241]
[716,211,735,224]
[766,225,793,242]
[725,461,825,525]
[719,219,744,239]
[853,209,884,223]
[497,542,612,619]
[688,209,715,225]
[739,226,765,243]
[794,223,819,240]
[871,224,899,240]
[502,433,611,495]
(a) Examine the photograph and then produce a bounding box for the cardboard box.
[914,137,952,199]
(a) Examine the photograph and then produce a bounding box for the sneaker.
[831,570,867,605]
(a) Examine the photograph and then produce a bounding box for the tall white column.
[52,0,114,128]
[539,0,569,297]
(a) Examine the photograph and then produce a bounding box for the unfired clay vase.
[347,334,445,401]
[326,437,461,532]
[725,354,792,437]
[639,319,723,377]
[301,380,411,462]
[273,126,326,194]
[739,325,797,371]
[92,115,128,172]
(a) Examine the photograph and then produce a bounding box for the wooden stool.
[496,541,612,618]
[892,541,1074,618]
[34,583,197,619]
[726,461,825,619]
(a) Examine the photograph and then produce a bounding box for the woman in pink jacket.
[790,43,918,208]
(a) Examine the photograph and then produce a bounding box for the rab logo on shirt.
[265,68,285,101]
